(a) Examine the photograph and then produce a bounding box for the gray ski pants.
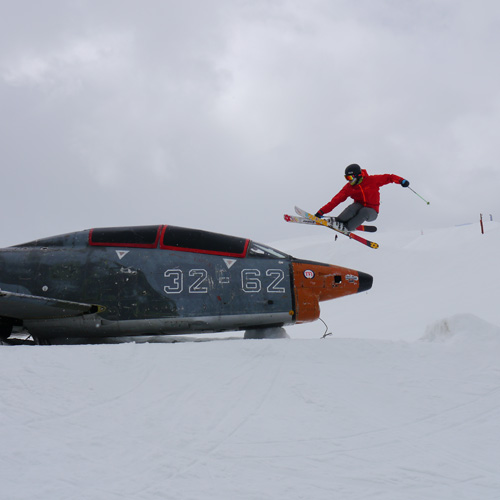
[336,202,378,231]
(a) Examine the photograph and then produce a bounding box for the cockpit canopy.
[90,225,162,248]
[90,225,249,257]
[16,225,289,260]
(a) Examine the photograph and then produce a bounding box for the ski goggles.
[345,174,357,181]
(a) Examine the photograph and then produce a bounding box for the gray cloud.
[1,0,499,246]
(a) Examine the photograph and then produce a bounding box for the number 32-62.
[163,269,285,294]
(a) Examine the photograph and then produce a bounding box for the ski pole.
[409,187,430,205]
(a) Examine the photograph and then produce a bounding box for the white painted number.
[164,269,183,294]
[189,269,208,293]
[164,268,287,295]
[266,269,285,293]
[242,269,261,293]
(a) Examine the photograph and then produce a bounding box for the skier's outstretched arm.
[315,186,350,217]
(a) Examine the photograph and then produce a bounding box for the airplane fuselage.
[0,225,372,341]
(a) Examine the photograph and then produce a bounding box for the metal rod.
[409,187,430,205]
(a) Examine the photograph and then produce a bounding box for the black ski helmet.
[345,164,361,177]
[344,163,363,185]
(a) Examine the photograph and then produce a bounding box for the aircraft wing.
[0,290,105,320]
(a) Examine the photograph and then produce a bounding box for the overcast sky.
[1,0,499,246]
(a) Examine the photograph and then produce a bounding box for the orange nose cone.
[292,261,373,324]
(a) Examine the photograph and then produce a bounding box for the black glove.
[315,211,323,218]
[401,179,410,188]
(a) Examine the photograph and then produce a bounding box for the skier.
[315,164,410,232]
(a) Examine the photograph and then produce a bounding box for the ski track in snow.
[1,223,500,500]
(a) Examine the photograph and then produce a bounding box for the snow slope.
[278,220,500,341]
[1,222,500,500]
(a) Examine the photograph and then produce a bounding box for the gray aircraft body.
[0,225,372,343]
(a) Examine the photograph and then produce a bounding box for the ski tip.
[355,225,377,233]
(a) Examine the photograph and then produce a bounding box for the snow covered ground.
[2,221,500,500]
[279,220,500,342]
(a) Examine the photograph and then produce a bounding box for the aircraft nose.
[357,271,373,293]
[292,260,373,323]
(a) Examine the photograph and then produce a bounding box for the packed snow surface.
[2,222,500,499]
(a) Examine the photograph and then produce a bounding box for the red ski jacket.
[318,170,404,214]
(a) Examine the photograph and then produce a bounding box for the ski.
[355,224,377,233]
[284,215,376,232]
[289,207,379,249]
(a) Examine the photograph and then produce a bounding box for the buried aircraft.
[0,224,372,344]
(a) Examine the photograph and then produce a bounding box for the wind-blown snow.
[1,222,500,499]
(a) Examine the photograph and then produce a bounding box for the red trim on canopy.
[159,226,249,258]
[88,226,163,249]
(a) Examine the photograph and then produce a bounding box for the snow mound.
[420,313,500,343]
